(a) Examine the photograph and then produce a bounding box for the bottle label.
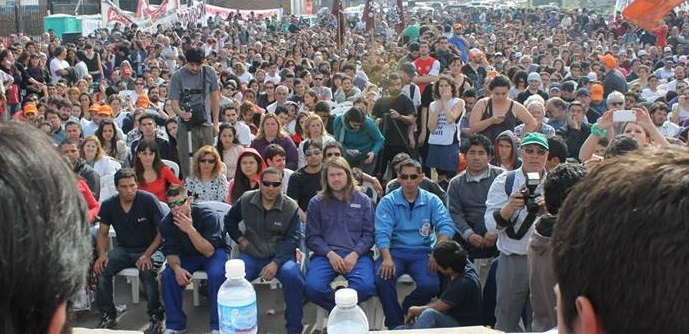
[219,301,257,333]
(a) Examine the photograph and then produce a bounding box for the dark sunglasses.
[326,152,341,157]
[524,147,548,156]
[399,174,420,180]
[168,197,187,208]
[261,180,282,188]
[199,158,216,164]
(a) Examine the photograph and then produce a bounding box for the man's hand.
[484,232,498,247]
[135,254,152,271]
[405,306,425,324]
[260,261,279,281]
[468,233,484,248]
[327,251,347,273]
[417,129,427,147]
[173,266,192,287]
[389,109,400,119]
[378,257,396,280]
[584,154,604,170]
[238,236,250,251]
[536,195,547,216]
[173,211,195,234]
[343,252,359,273]
[502,191,526,218]
[93,255,108,275]
[213,121,220,136]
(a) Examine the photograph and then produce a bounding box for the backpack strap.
[504,170,516,197]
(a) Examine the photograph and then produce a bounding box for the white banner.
[204,4,282,21]
[81,15,104,36]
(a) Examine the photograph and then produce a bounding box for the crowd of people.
[2,2,689,334]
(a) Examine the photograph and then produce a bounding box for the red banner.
[363,0,374,32]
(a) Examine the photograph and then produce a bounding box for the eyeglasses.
[326,152,341,157]
[261,180,282,188]
[167,197,187,208]
[611,102,624,106]
[523,147,548,156]
[314,77,323,80]
[305,149,322,157]
[199,158,216,164]
[399,174,420,180]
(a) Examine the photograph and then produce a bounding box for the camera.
[520,172,542,213]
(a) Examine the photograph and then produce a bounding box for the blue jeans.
[162,249,228,331]
[239,252,304,334]
[305,251,376,311]
[394,308,460,329]
[375,248,440,329]
[96,247,164,318]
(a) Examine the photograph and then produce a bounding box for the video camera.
[520,172,542,213]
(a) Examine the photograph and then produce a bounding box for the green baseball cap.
[521,132,549,150]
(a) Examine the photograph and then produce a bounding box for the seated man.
[224,167,305,334]
[94,167,165,332]
[399,240,482,329]
[305,157,376,311]
[385,152,446,201]
[160,184,228,334]
[374,159,455,329]
[552,147,689,334]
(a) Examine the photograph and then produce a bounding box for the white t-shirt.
[50,58,69,84]
[428,97,463,145]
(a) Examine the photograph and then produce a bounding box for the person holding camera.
[168,47,221,177]
[484,132,549,332]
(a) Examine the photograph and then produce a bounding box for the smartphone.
[613,110,636,122]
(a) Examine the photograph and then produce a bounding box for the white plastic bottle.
[217,259,258,334]
[326,288,369,334]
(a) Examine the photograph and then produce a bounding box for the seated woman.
[80,135,122,202]
[133,139,182,201]
[227,148,266,204]
[216,123,244,180]
[250,113,299,170]
[297,114,336,168]
[185,145,229,203]
[96,119,128,164]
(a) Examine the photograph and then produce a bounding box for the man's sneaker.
[145,315,164,334]
[97,314,117,329]
[163,329,186,334]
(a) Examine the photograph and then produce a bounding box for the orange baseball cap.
[597,54,617,69]
[23,103,38,115]
[590,83,604,101]
[89,104,101,113]
[97,105,114,117]
[136,94,150,108]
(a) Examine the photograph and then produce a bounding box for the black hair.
[604,134,639,158]
[489,75,512,90]
[547,136,568,164]
[543,163,586,214]
[397,158,422,174]
[552,147,689,334]
[302,139,323,153]
[323,141,343,154]
[138,113,156,125]
[461,88,477,99]
[184,47,205,64]
[462,134,492,155]
[114,167,137,186]
[432,240,467,273]
[134,139,163,184]
[264,143,287,161]
[274,105,288,116]
[344,107,366,124]
[0,122,89,333]
[216,123,239,153]
[314,101,331,114]
[96,120,120,158]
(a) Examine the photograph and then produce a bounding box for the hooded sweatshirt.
[491,130,522,171]
[227,147,266,204]
[527,215,558,332]
[332,110,385,166]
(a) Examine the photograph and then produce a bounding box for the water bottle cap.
[225,259,246,279]
[334,288,358,306]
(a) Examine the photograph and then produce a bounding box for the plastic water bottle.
[217,259,258,334]
[326,288,369,334]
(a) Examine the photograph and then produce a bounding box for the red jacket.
[77,177,100,224]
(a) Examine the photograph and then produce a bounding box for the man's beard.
[150,97,159,103]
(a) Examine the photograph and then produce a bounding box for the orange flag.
[622,0,684,31]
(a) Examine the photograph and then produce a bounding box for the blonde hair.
[191,145,223,178]
[318,156,360,202]
[80,135,105,161]
[303,114,327,139]
[256,113,289,140]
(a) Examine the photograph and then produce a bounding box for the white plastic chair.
[162,159,180,178]
[115,268,140,304]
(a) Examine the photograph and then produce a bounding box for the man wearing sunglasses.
[224,167,304,334]
[159,184,228,334]
[484,132,549,332]
[374,158,455,329]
